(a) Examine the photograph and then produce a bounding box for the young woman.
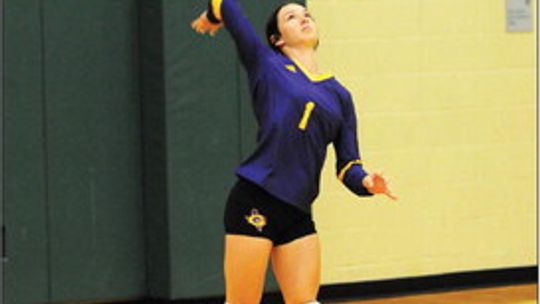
[192,1,397,303]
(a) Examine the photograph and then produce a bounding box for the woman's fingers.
[363,173,397,201]
[191,16,222,36]
[378,175,397,201]
[209,24,223,36]
[191,19,203,33]
[372,173,386,191]
[191,11,213,35]
[384,188,398,201]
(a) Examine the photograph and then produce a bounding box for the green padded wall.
[165,0,241,299]
[140,0,239,298]
[0,0,4,300]
[5,1,145,303]
[4,1,49,303]
[42,1,145,302]
[139,0,171,298]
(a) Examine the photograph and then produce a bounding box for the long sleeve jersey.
[208,0,373,213]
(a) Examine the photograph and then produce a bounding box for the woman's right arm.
[192,0,270,70]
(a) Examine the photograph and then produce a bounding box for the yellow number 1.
[298,101,316,131]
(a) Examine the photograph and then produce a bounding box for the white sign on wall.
[506,0,533,32]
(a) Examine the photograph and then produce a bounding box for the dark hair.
[265,2,318,53]
[265,2,304,53]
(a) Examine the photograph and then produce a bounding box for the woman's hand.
[362,173,398,201]
[191,11,223,36]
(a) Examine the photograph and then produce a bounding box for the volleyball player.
[192,1,397,303]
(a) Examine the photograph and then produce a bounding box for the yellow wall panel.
[419,0,482,35]
[316,0,421,39]
[309,0,536,285]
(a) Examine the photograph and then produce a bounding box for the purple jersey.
[210,0,373,213]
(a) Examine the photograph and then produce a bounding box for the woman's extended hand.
[362,173,398,201]
[191,11,223,36]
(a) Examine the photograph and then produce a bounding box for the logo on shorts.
[245,209,267,232]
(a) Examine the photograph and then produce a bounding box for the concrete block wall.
[308,0,536,284]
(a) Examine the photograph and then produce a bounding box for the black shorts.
[224,178,317,246]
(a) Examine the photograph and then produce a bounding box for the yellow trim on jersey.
[298,101,316,130]
[211,0,223,21]
[338,159,363,181]
[285,64,297,73]
[290,57,333,82]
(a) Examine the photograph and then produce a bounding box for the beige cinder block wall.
[308,0,537,284]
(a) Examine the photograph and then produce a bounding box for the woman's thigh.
[271,234,321,304]
[224,234,273,304]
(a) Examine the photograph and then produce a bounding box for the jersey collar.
[289,57,334,83]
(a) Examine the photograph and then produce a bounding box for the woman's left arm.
[333,93,397,200]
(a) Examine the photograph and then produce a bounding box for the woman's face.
[276,3,319,50]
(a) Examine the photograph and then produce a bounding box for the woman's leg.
[271,234,321,304]
[224,234,273,304]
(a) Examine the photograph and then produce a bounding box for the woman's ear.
[270,34,285,48]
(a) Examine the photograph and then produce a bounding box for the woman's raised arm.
[191,0,271,71]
